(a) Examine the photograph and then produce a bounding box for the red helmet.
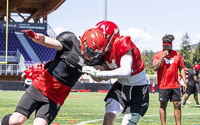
[183,67,188,71]
[80,28,107,65]
[95,21,120,51]
[28,65,34,70]
[194,64,200,71]
[184,67,189,74]
[37,63,43,69]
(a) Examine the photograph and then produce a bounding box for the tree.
[180,32,193,69]
[192,41,200,65]
[141,50,155,75]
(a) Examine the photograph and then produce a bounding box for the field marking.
[76,113,200,125]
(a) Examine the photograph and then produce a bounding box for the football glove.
[21,29,39,40]
[82,66,102,78]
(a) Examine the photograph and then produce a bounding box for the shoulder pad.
[112,36,134,56]
[56,31,78,51]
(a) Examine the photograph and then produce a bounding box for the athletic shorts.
[104,81,149,117]
[15,85,60,124]
[186,85,197,95]
[158,88,181,102]
[180,85,185,95]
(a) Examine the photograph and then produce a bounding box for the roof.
[0,0,66,22]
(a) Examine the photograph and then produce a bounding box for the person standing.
[152,34,187,125]
[182,64,200,108]
[82,21,149,125]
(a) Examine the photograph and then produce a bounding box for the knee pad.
[1,114,12,125]
[122,113,141,125]
[105,98,124,117]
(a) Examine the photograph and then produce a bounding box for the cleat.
[182,105,188,108]
[186,100,192,104]
[197,105,200,107]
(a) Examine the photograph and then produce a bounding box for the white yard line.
[76,113,200,125]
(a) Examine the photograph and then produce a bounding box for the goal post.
[0,0,9,64]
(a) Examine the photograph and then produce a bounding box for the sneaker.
[186,100,192,104]
[197,105,200,107]
[182,105,188,108]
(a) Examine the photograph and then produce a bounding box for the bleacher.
[0,28,56,61]
[0,28,31,61]
[24,30,56,62]
[0,23,57,80]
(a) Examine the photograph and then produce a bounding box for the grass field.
[0,91,200,125]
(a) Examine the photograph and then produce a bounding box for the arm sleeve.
[101,50,133,78]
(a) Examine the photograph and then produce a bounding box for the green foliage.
[192,41,200,65]
[141,50,155,75]
[179,32,193,69]
[1,91,200,125]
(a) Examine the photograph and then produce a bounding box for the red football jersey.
[153,50,184,89]
[24,69,33,80]
[103,35,145,76]
[31,68,44,80]
[32,70,71,106]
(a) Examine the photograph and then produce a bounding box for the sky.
[46,0,200,52]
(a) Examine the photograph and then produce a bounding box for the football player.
[82,21,149,125]
[21,65,34,89]
[178,67,192,104]
[182,64,200,108]
[0,28,106,125]
[30,62,44,81]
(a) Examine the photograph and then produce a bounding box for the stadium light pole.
[104,0,107,20]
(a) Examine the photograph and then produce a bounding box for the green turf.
[0,91,200,125]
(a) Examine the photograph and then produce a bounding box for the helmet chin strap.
[84,56,103,66]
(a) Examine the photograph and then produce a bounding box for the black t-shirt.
[47,32,84,88]
[187,69,199,86]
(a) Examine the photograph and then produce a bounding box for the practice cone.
[53,122,60,125]
[69,120,76,123]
